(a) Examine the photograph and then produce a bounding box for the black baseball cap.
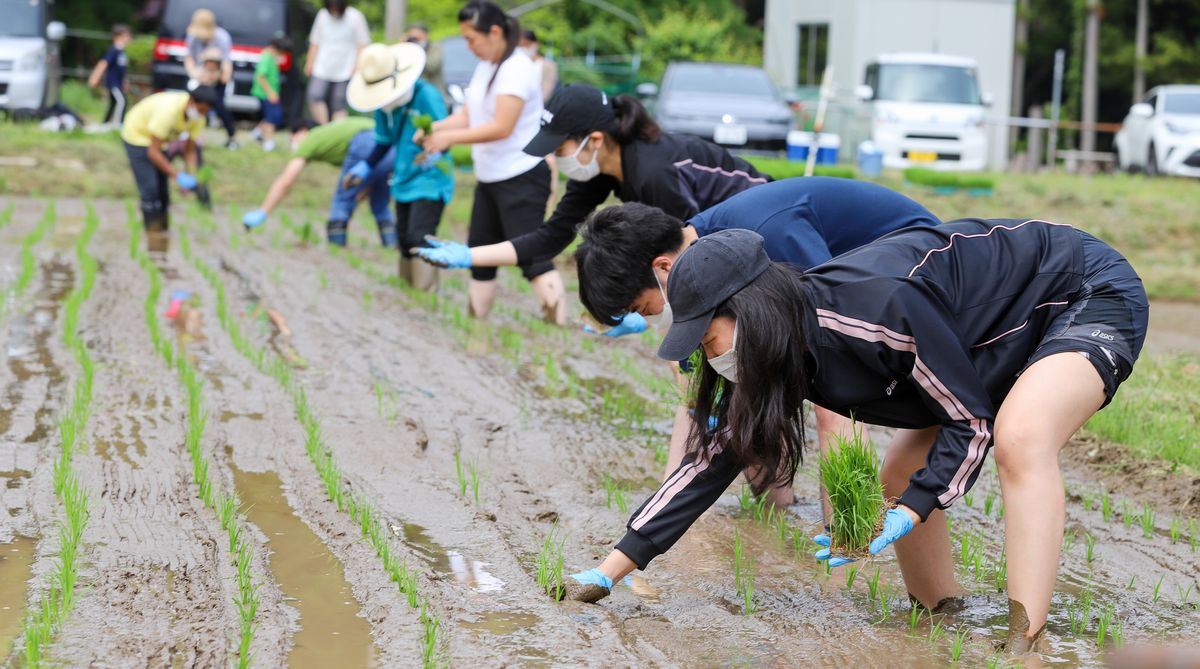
[657,229,771,361]
[523,83,615,157]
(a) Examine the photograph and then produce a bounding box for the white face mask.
[383,87,414,111]
[559,137,601,181]
[644,268,672,329]
[707,321,738,383]
[186,105,203,121]
[522,45,538,59]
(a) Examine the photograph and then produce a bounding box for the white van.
[856,53,991,171]
[0,0,65,112]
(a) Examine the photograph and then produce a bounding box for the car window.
[161,0,286,45]
[875,64,981,105]
[0,0,44,38]
[1163,93,1200,115]
[665,66,776,98]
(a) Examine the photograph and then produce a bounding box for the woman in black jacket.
[414,83,770,310]
[565,220,1148,654]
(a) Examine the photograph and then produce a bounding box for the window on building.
[796,23,829,87]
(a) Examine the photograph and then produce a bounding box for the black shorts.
[1023,231,1149,406]
[396,199,446,258]
[468,161,552,282]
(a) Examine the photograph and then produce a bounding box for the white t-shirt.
[465,51,544,183]
[308,7,369,82]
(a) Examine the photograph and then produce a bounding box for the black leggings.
[212,81,236,139]
[397,199,446,258]
[103,86,127,124]
[467,161,552,282]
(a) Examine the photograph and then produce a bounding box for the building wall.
[765,0,1016,169]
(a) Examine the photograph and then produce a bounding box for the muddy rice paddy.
[1,197,1198,668]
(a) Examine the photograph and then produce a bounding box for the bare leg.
[880,426,960,608]
[995,352,1105,641]
[309,100,329,125]
[530,270,566,326]
[468,279,497,320]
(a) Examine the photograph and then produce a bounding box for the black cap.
[657,229,770,361]
[523,83,615,157]
[189,84,219,107]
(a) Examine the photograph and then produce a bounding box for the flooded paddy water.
[0,196,1197,668]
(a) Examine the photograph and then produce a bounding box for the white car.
[1114,85,1200,177]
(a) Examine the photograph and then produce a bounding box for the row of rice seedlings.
[129,215,260,668]
[535,524,566,601]
[20,205,96,667]
[731,528,756,614]
[1,202,54,314]
[182,230,444,667]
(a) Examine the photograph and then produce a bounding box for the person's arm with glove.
[244,157,308,229]
[582,312,648,338]
[343,142,390,189]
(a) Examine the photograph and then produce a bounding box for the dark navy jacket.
[690,177,940,268]
[617,219,1092,569]
[509,132,769,265]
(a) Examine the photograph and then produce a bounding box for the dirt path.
[2,197,1198,668]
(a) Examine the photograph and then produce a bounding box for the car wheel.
[1146,143,1159,177]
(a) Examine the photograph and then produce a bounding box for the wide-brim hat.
[187,9,216,42]
[347,43,426,112]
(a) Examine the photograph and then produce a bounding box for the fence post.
[1027,106,1043,172]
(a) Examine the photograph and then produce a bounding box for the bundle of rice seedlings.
[820,424,887,556]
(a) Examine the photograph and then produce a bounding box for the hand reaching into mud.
[413,237,472,269]
[814,507,917,566]
[564,568,612,603]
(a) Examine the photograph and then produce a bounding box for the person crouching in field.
[120,86,217,230]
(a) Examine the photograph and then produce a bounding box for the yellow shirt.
[120,92,205,147]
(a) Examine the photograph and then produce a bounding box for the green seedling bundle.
[820,425,886,556]
[536,524,566,601]
[183,229,445,667]
[21,205,96,667]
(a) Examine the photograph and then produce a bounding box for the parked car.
[439,35,478,112]
[643,62,794,151]
[0,0,65,113]
[1114,85,1200,177]
[151,0,309,116]
[856,53,991,171]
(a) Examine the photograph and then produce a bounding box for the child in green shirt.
[252,36,290,151]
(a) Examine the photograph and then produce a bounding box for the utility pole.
[1133,0,1148,101]
[385,0,407,42]
[1010,0,1029,156]
[1080,0,1100,168]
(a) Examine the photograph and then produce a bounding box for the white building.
[763,0,1016,169]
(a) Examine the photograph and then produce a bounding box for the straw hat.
[187,9,217,42]
[347,43,426,112]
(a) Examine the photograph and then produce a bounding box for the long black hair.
[690,264,812,490]
[608,95,662,144]
[458,1,520,91]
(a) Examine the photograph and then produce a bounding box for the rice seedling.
[984,492,996,516]
[1082,491,1095,511]
[963,492,974,508]
[1096,604,1116,649]
[1101,492,1114,522]
[469,458,482,505]
[454,450,467,497]
[949,627,969,663]
[1153,574,1165,603]
[1111,615,1125,648]
[997,501,1005,518]
[1140,504,1157,539]
[877,586,895,621]
[991,553,1007,591]
[602,476,630,514]
[845,565,858,590]
[732,528,756,614]
[820,425,886,556]
[1122,500,1135,529]
[1178,583,1193,606]
[1170,514,1182,544]
[1085,531,1097,563]
[1127,576,1136,591]
[866,566,881,601]
[1190,519,1198,553]
[928,617,946,645]
[908,603,926,633]
[536,524,566,601]
[1062,529,1078,553]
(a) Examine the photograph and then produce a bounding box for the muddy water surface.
[230,464,378,668]
[0,535,35,658]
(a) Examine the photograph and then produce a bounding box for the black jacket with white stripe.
[617,218,1089,569]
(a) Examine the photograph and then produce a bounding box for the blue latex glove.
[814,507,916,566]
[242,208,267,229]
[342,160,370,189]
[413,237,472,269]
[569,567,613,590]
[176,172,197,190]
[582,311,648,338]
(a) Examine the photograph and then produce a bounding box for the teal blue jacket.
[374,79,455,204]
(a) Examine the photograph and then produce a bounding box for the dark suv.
[151,0,310,116]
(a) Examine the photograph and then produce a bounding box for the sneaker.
[225,139,240,150]
[251,127,263,142]
[262,139,276,152]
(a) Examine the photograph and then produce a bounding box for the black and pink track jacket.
[617,218,1090,569]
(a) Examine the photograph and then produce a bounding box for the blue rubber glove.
[413,237,472,269]
[242,208,267,229]
[342,160,370,189]
[582,311,648,338]
[176,172,198,190]
[570,568,613,590]
[814,507,916,567]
